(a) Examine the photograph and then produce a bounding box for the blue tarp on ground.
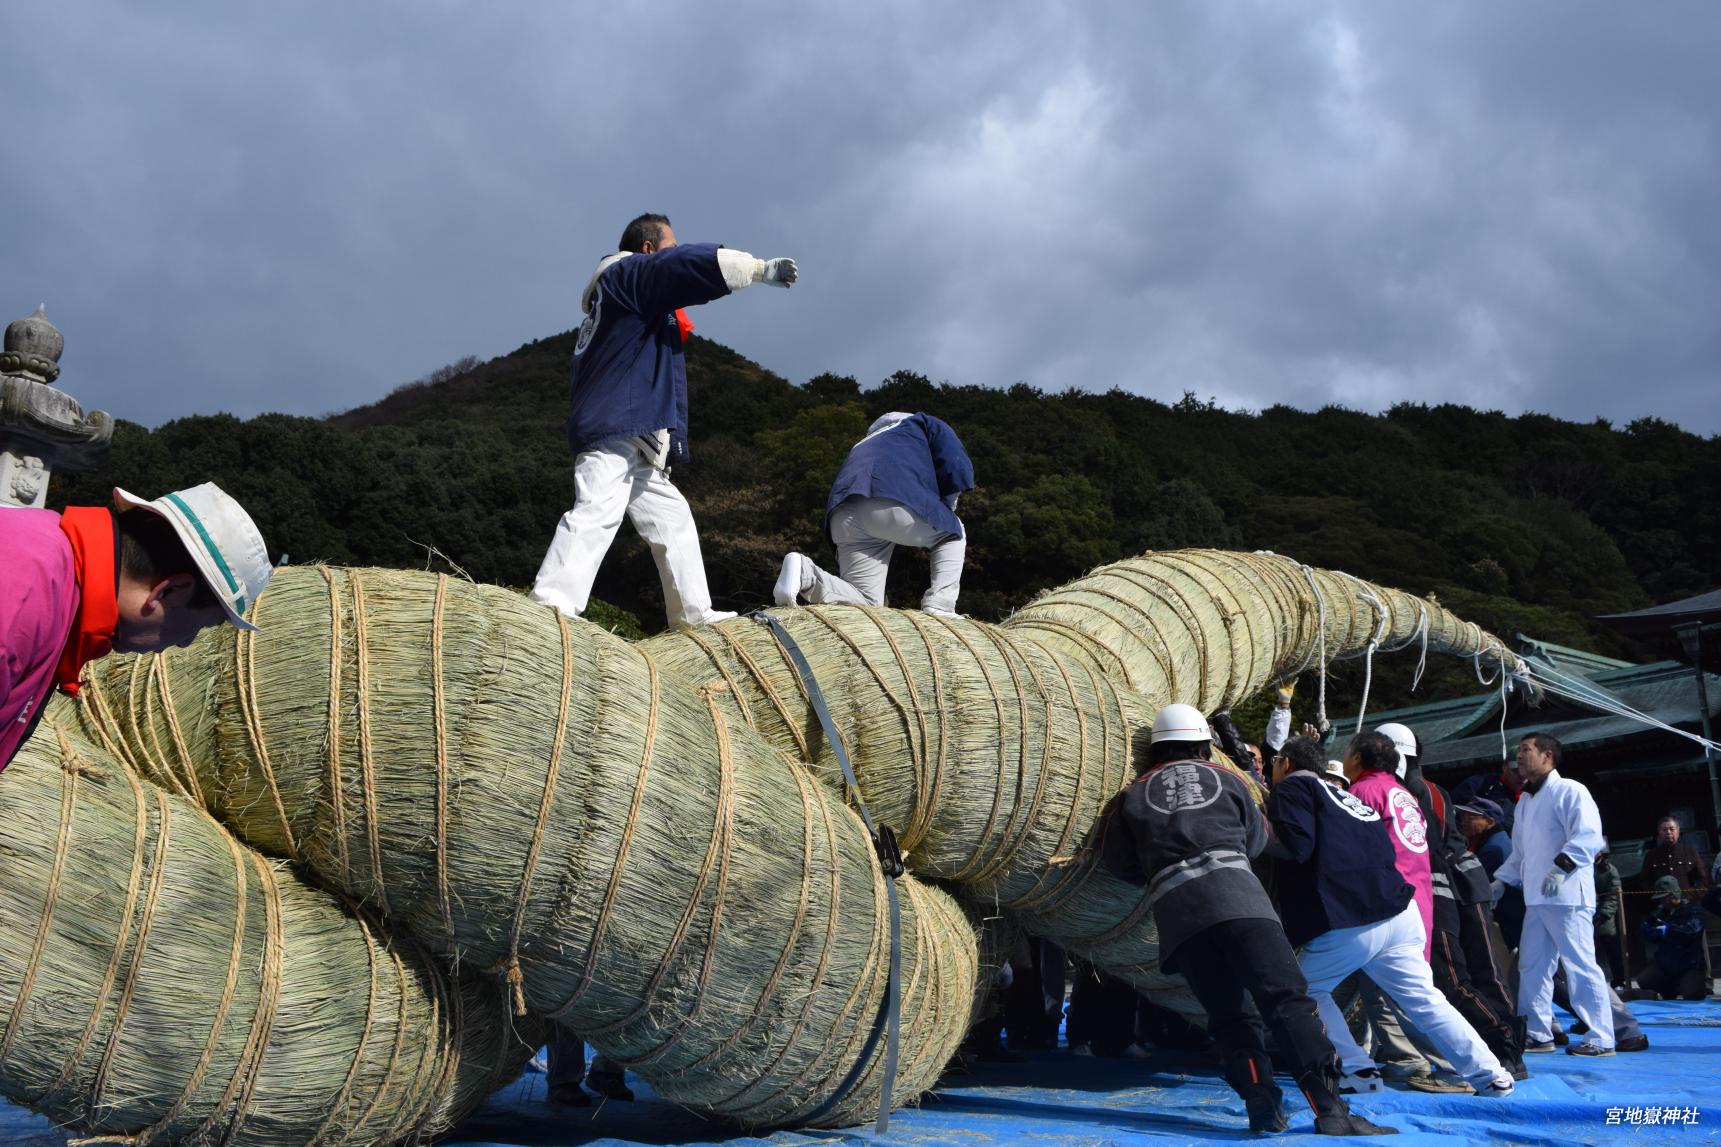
[6,1001,1719,1145]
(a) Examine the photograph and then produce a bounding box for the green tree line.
[49,330,1720,715]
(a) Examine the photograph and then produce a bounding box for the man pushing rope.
[1102,703,1395,1136]
[1,483,271,771]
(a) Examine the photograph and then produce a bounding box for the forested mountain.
[49,331,1720,719]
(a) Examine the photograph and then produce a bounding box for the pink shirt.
[0,507,79,770]
[1350,769,1434,958]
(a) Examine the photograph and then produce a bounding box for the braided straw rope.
[0,708,537,1147]
[78,567,976,1130]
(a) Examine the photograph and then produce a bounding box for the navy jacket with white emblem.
[1266,770,1415,948]
[1100,757,1279,972]
[568,243,732,466]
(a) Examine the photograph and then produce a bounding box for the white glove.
[716,248,799,291]
[1489,879,1505,906]
[756,256,797,287]
[1541,868,1567,898]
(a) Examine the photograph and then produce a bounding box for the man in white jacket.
[1494,733,1615,1057]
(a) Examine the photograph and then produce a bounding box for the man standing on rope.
[1102,704,1394,1136]
[1268,734,1516,1100]
[1494,732,1617,1056]
[773,412,973,617]
[1,483,272,771]
[531,212,798,628]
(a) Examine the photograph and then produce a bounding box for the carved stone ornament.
[0,305,113,504]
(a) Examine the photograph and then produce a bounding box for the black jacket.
[1101,757,1279,972]
[1267,771,1415,948]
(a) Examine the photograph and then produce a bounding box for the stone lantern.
[0,305,113,507]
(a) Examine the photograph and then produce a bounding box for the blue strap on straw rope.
[754,610,902,1134]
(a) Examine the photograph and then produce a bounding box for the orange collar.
[56,506,120,694]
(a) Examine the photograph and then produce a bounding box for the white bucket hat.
[112,482,272,631]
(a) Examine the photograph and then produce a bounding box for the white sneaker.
[1338,1068,1384,1094]
[686,610,737,627]
[1476,1076,1515,1099]
[773,553,805,606]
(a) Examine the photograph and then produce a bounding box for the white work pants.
[804,496,964,613]
[1300,904,1506,1091]
[1518,904,1614,1048]
[530,439,723,627]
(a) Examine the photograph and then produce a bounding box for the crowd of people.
[957,690,1720,1136]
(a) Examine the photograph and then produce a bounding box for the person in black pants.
[1101,704,1392,1136]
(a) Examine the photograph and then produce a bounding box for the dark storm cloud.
[3,1,1717,433]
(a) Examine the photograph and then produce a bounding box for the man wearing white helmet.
[1369,722,1526,1088]
[1,482,272,771]
[1347,725,1435,957]
[1102,703,1393,1136]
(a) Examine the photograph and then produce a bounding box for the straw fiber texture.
[76,566,977,1130]
[1006,550,1527,710]
[642,609,1201,1014]
[0,704,535,1147]
[642,550,1523,1018]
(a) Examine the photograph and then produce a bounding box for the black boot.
[1502,1016,1530,1081]
[1225,1050,1287,1134]
[1297,1064,1398,1137]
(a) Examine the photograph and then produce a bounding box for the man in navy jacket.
[1267,735,1514,1099]
[773,412,973,615]
[531,213,797,628]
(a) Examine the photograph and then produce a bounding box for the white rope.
[1470,626,1501,687]
[1299,564,1330,733]
[1498,670,1510,761]
[1383,603,1432,692]
[1414,612,1431,692]
[1351,582,1388,734]
[1516,661,1721,755]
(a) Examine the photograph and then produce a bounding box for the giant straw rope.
[3,548,1525,1141]
[0,709,536,1147]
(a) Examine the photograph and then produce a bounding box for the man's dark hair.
[117,509,218,608]
[618,213,672,253]
[1280,735,1327,776]
[1346,731,1399,775]
[1520,732,1562,770]
[1149,738,1212,767]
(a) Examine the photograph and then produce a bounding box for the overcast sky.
[4,2,1718,435]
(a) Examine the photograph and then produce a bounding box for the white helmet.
[1376,722,1417,779]
[1151,703,1210,745]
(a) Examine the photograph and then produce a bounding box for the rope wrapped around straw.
[0,704,535,1147]
[1005,549,1528,713]
[641,606,1200,1015]
[642,550,1525,1017]
[75,566,977,1130]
